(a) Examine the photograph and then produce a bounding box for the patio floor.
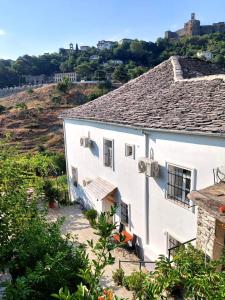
[48,204,148,299]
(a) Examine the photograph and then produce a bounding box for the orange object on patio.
[113,230,133,243]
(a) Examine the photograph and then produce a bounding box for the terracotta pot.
[219,205,225,213]
[49,200,56,209]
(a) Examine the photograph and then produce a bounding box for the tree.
[112,65,129,83]
[75,63,92,80]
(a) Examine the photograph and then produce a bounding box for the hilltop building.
[80,46,91,51]
[97,40,116,50]
[59,43,76,55]
[118,38,134,45]
[61,56,225,261]
[54,72,77,83]
[165,13,225,40]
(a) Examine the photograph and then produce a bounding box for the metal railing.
[168,238,196,261]
[119,259,156,272]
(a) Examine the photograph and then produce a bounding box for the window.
[103,139,113,168]
[71,167,78,187]
[125,144,135,159]
[121,202,129,225]
[168,234,181,257]
[167,165,191,206]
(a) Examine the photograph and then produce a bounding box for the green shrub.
[112,268,125,286]
[0,104,6,114]
[15,102,27,110]
[123,271,146,294]
[26,88,34,94]
[84,209,98,226]
[43,179,60,203]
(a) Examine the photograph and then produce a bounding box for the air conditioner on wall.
[80,137,92,148]
[138,158,160,178]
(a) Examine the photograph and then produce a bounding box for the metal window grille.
[168,235,181,257]
[167,166,191,206]
[103,139,113,168]
[121,202,128,224]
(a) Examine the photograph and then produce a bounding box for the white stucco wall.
[64,118,225,260]
[64,119,146,241]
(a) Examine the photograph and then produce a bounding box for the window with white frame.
[121,201,129,225]
[103,138,113,168]
[167,165,191,206]
[125,144,135,159]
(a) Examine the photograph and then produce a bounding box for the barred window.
[168,234,181,256]
[121,202,128,225]
[103,139,113,168]
[71,166,78,187]
[167,165,191,206]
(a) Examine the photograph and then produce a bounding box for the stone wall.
[196,207,216,258]
[196,207,225,259]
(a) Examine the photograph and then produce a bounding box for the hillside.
[0,83,110,152]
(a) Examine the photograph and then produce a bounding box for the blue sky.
[0,0,225,59]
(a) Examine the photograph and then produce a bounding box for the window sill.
[166,197,195,212]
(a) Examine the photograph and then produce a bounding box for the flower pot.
[49,200,56,209]
[219,205,225,213]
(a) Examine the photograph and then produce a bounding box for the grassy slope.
[0,83,102,152]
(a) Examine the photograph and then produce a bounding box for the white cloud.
[0,29,6,36]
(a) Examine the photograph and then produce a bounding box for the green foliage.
[26,88,34,94]
[123,271,146,294]
[43,179,61,203]
[112,268,125,286]
[132,245,225,300]
[0,104,6,113]
[84,209,98,227]
[1,33,225,88]
[112,65,129,83]
[15,102,28,110]
[57,77,71,94]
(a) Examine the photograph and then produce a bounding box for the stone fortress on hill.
[165,13,225,40]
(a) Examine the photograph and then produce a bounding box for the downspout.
[63,120,72,202]
[144,132,150,245]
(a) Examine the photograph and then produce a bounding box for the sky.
[0,0,225,60]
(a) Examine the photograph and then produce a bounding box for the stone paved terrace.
[48,204,151,299]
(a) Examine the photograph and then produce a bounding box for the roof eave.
[60,116,225,139]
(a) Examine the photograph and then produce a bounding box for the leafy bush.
[57,77,71,94]
[51,95,62,105]
[15,102,27,110]
[84,209,98,226]
[4,218,88,299]
[123,271,146,294]
[112,268,125,286]
[0,104,6,114]
[43,179,61,203]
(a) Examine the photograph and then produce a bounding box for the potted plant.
[43,179,60,208]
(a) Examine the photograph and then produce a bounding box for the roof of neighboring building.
[188,181,225,223]
[60,56,225,135]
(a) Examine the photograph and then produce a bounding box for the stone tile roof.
[60,56,225,135]
[188,181,225,223]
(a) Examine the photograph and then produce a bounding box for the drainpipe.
[144,132,150,245]
[63,120,72,203]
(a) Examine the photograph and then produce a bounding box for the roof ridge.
[170,56,225,83]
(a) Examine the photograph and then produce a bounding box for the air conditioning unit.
[138,158,159,178]
[80,137,92,148]
[83,178,92,187]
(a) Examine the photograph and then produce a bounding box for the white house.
[197,50,213,61]
[61,56,225,261]
[54,72,77,83]
[97,40,116,50]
